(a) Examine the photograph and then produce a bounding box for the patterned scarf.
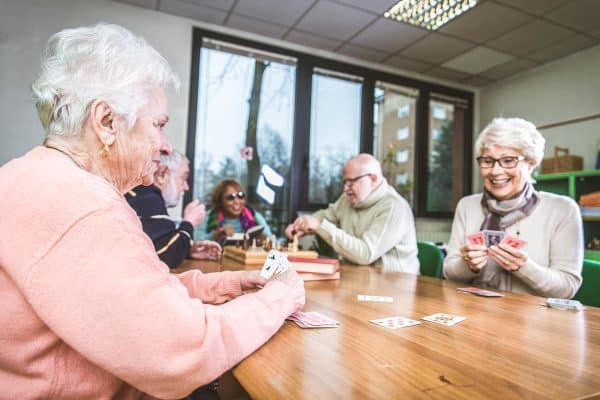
[206,206,258,233]
[479,181,539,289]
[481,181,539,230]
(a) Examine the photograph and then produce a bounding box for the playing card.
[357,294,394,303]
[500,234,526,249]
[421,313,467,326]
[467,231,484,246]
[483,230,505,247]
[457,287,504,297]
[370,316,421,329]
[260,250,282,279]
[287,311,340,328]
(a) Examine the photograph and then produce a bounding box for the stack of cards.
[468,230,526,249]
[421,313,466,326]
[357,294,394,303]
[259,250,290,279]
[287,310,340,328]
[546,298,583,311]
[457,287,504,297]
[370,316,421,329]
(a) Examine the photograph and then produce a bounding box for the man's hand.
[183,199,206,227]
[189,240,221,260]
[292,215,321,234]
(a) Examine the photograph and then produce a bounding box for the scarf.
[479,181,539,289]
[206,206,258,233]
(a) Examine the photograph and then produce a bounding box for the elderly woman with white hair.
[443,117,583,298]
[0,24,304,399]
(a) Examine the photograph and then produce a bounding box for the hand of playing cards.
[287,310,340,328]
[468,230,526,249]
[260,250,290,279]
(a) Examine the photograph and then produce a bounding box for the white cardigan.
[443,191,583,298]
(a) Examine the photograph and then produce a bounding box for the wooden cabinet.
[534,169,600,261]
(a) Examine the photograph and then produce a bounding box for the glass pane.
[193,46,296,236]
[308,70,362,204]
[427,99,455,212]
[373,81,418,206]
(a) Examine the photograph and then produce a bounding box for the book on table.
[298,269,341,281]
[288,256,339,274]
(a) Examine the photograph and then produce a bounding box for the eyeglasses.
[343,174,371,187]
[224,191,245,201]
[476,156,525,169]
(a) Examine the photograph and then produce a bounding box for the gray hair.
[32,23,179,137]
[160,149,188,173]
[475,117,546,166]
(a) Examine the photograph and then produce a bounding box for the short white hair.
[32,23,179,137]
[160,149,188,174]
[475,117,546,166]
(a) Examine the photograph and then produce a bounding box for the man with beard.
[126,150,221,268]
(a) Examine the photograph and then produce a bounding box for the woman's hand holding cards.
[460,243,488,273]
[269,270,306,313]
[488,243,528,272]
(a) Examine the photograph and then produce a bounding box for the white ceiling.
[115,0,600,87]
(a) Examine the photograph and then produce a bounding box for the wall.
[478,44,600,189]
[0,0,193,166]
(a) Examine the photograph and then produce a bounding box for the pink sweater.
[0,147,299,399]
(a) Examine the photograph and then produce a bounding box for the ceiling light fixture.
[384,0,479,31]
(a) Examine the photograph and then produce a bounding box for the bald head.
[344,154,383,179]
[342,153,384,206]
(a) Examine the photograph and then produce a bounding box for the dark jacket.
[125,185,193,268]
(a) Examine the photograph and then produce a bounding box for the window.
[308,69,362,204]
[373,81,418,206]
[191,39,296,235]
[426,95,470,214]
[397,127,410,140]
[188,28,473,221]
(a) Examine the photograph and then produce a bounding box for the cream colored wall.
[0,0,193,166]
[477,44,600,190]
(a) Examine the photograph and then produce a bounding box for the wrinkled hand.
[189,240,222,260]
[290,216,320,237]
[460,243,488,273]
[268,269,306,313]
[240,270,267,292]
[183,199,206,227]
[488,243,528,272]
[284,223,300,240]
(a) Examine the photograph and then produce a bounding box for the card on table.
[467,231,485,246]
[421,313,467,326]
[457,287,504,297]
[370,316,421,329]
[357,294,394,303]
[483,230,505,247]
[287,310,340,328]
[500,234,527,249]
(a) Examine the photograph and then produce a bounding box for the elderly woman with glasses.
[0,24,304,399]
[443,117,583,298]
[196,178,273,242]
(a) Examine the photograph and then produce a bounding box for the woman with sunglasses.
[443,117,583,298]
[196,178,273,242]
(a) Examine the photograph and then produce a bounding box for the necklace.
[43,142,80,167]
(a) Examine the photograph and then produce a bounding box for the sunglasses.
[224,191,245,201]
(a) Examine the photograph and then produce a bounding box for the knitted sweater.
[0,147,300,399]
[443,192,583,298]
[313,181,419,273]
[125,184,193,268]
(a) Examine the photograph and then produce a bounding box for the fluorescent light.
[384,0,479,31]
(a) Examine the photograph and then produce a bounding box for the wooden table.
[176,260,600,399]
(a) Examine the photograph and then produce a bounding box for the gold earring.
[99,144,110,158]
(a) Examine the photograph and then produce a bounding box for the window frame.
[186,27,473,219]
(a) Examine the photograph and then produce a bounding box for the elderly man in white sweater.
[285,154,419,273]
